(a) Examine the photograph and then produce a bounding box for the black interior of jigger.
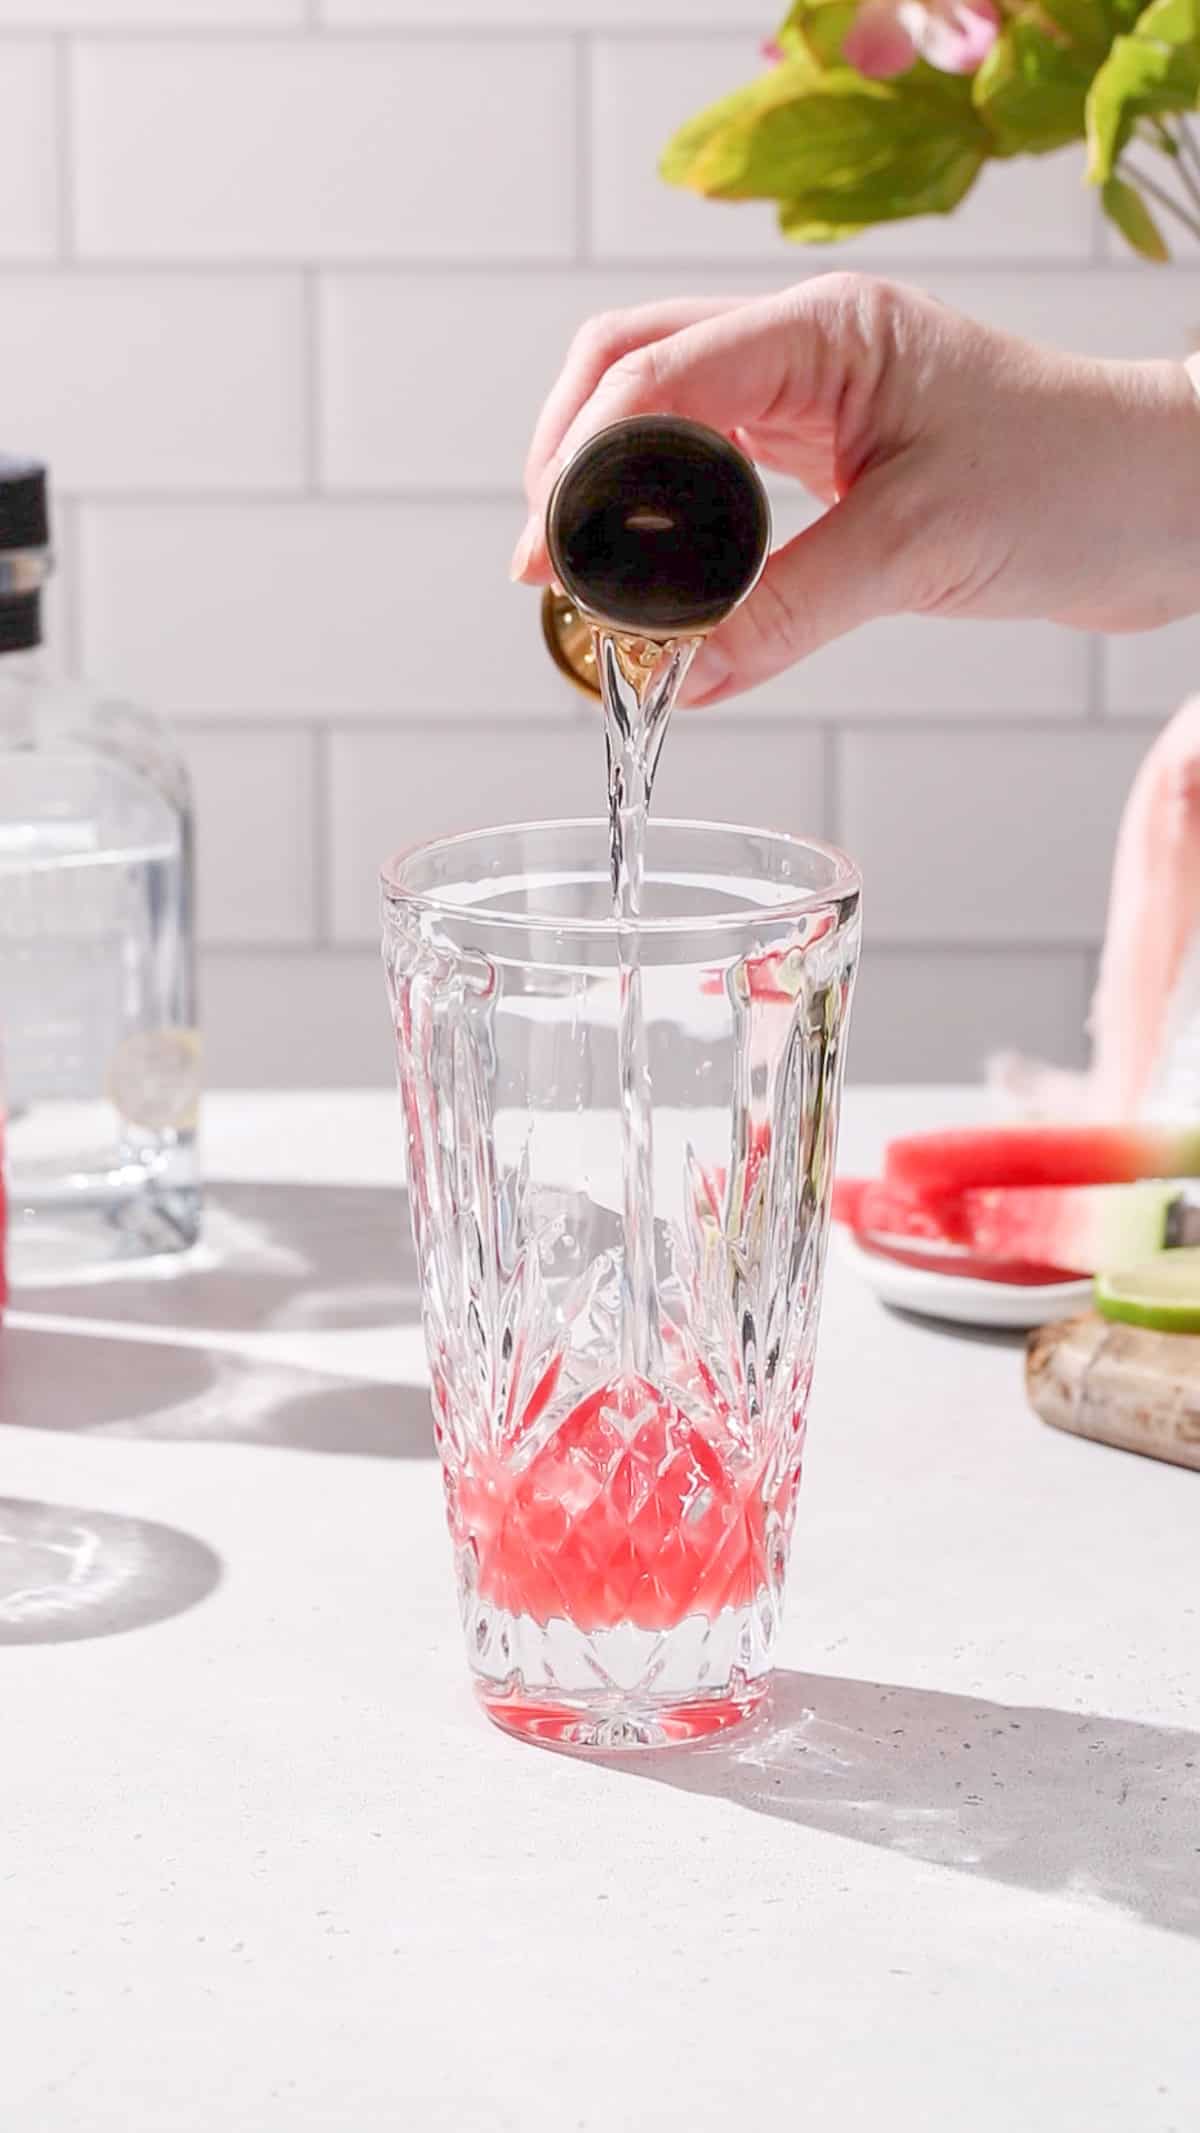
[548,418,770,638]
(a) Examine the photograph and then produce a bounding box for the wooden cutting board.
[1026,1314,1200,1471]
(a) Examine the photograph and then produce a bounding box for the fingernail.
[684,639,733,701]
[509,517,538,582]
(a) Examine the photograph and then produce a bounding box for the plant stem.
[1142,118,1200,218]
[1176,116,1200,200]
[1150,118,1179,158]
[1124,160,1200,242]
[1150,117,1200,217]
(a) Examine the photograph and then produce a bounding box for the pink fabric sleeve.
[990,696,1200,1118]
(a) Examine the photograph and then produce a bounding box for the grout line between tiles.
[0,252,1123,276]
[0,23,758,44]
[56,485,527,507]
[573,35,592,267]
[150,711,1162,738]
[301,270,322,492]
[52,37,75,264]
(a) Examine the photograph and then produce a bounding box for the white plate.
[838,1231,1094,1331]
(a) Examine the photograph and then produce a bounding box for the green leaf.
[776,0,860,68]
[1085,0,1200,178]
[661,57,988,233]
[973,15,1093,153]
[1133,0,1200,44]
[659,57,823,195]
[1101,168,1172,249]
[774,152,983,238]
[1039,0,1141,41]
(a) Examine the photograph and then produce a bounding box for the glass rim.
[380,815,861,940]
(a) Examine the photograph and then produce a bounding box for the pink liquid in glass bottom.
[450,1373,799,1637]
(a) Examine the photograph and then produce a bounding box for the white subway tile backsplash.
[838,728,1146,944]
[320,271,587,493]
[78,502,587,717]
[328,726,600,940]
[590,40,1095,263]
[329,720,825,942]
[72,40,575,261]
[10,12,1180,1087]
[182,726,317,945]
[799,156,1097,270]
[848,946,1091,1083]
[0,46,58,260]
[319,267,795,492]
[765,611,1089,722]
[1105,616,1200,720]
[75,491,1094,734]
[0,275,305,493]
[590,39,793,265]
[208,923,1097,1087]
[0,0,301,19]
[652,719,825,838]
[918,267,1200,361]
[201,950,392,1085]
[326,2,766,19]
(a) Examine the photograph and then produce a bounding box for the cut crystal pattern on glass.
[383,822,860,1750]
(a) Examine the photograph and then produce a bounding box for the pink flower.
[843,0,999,78]
[761,36,786,63]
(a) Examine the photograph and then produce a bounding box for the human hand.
[510,276,1200,705]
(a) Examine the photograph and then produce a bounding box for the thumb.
[680,466,921,705]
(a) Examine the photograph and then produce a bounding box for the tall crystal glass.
[382,818,861,1751]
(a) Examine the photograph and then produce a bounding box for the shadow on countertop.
[622,1668,1200,1941]
[11,1180,420,1337]
[0,1323,434,1459]
[2,1178,435,1458]
[881,1306,1032,1351]
[0,1494,221,1645]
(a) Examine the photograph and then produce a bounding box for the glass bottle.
[0,456,200,1282]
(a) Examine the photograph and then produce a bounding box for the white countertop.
[3,1087,1198,2132]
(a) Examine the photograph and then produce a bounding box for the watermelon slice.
[833,1176,965,1241]
[960,1181,1183,1274]
[832,1177,869,1227]
[835,1172,1192,1274]
[884,1122,1200,1198]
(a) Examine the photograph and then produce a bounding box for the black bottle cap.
[0,592,41,652]
[0,456,49,555]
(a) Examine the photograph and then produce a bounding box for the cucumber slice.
[1095,1246,1200,1333]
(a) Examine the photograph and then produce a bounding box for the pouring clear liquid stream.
[596,627,697,1383]
[546,415,770,1393]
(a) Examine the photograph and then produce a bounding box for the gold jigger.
[539,415,771,694]
[541,587,601,698]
